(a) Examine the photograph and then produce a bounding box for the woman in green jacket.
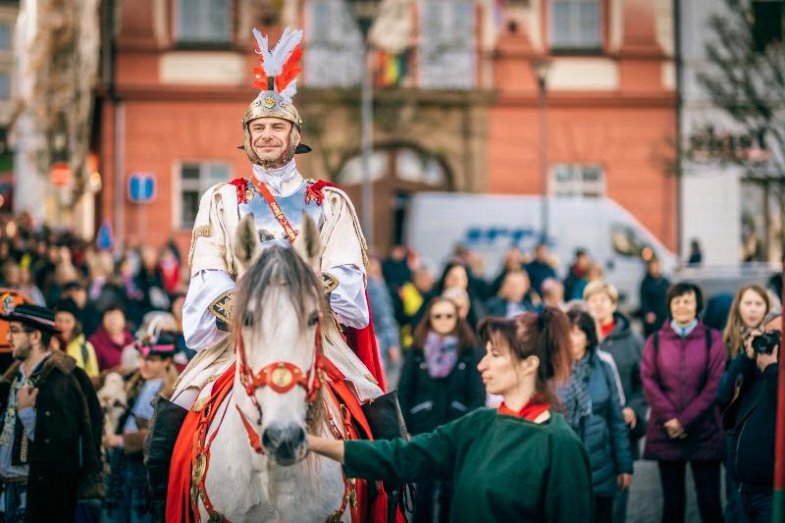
[308,308,593,522]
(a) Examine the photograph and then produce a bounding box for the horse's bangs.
[233,245,324,337]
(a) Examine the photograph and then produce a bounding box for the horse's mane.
[233,243,327,336]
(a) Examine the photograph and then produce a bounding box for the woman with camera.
[717,311,780,523]
[720,283,772,522]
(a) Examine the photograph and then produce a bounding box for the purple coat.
[641,321,726,462]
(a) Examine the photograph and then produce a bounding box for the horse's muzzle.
[262,424,307,466]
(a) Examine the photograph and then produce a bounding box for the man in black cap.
[0,304,102,522]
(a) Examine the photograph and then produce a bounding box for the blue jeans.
[2,481,26,523]
[104,450,151,523]
[740,490,772,523]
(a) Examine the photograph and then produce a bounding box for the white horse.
[194,214,351,522]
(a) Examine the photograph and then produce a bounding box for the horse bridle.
[235,323,325,454]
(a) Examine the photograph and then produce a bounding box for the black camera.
[751,330,781,355]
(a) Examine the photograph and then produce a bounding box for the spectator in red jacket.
[89,305,135,371]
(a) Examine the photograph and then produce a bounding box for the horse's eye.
[243,313,254,327]
[307,311,319,327]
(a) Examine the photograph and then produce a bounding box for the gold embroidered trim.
[208,291,235,325]
[192,396,209,412]
[193,225,211,238]
[320,272,339,294]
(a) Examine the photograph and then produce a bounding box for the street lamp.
[346,0,381,248]
[533,58,551,244]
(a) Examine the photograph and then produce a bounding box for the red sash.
[250,177,387,391]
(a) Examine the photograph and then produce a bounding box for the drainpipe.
[673,0,683,258]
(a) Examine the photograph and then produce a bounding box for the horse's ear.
[235,214,260,271]
[292,213,321,266]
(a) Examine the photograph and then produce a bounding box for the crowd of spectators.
[0,209,782,523]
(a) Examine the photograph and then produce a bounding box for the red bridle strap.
[236,324,324,402]
[235,324,324,454]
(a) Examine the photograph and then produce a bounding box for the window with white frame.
[175,0,231,45]
[178,162,231,229]
[304,0,363,88]
[419,0,475,89]
[551,164,605,197]
[550,0,602,51]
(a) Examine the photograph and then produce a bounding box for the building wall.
[488,0,678,251]
[101,0,490,256]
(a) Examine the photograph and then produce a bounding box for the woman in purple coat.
[641,282,725,523]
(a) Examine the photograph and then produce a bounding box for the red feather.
[275,45,303,93]
[252,66,268,90]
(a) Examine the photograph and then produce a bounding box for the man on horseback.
[146,26,388,520]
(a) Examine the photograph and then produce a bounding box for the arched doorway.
[336,146,451,254]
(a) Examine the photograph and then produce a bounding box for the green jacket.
[345,408,593,522]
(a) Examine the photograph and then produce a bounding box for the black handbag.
[361,390,408,440]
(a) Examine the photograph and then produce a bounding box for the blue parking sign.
[128,173,156,203]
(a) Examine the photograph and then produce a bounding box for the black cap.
[54,298,81,318]
[62,281,85,293]
[0,303,60,333]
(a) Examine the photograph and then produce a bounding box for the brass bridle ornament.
[235,323,325,454]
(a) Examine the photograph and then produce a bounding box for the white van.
[403,192,678,311]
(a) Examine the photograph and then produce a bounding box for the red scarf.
[600,319,616,339]
[498,394,551,421]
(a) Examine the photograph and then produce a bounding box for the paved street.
[627,459,722,523]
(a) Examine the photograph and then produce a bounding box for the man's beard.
[255,141,297,169]
[12,343,32,361]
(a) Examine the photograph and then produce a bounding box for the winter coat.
[524,260,556,295]
[641,321,726,462]
[89,326,135,371]
[397,344,485,435]
[639,274,670,336]
[717,355,778,491]
[0,351,103,522]
[367,276,401,355]
[599,312,647,457]
[562,349,633,498]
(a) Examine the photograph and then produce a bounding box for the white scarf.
[252,161,302,196]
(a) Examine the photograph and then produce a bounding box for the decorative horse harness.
[188,180,370,523]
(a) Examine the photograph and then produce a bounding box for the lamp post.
[533,58,551,244]
[347,0,381,248]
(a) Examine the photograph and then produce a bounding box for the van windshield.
[611,224,644,257]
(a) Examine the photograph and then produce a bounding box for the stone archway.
[336,145,452,254]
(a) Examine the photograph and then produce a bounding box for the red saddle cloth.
[166,361,397,523]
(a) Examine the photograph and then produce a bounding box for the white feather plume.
[252,26,304,79]
[252,27,273,72]
[279,80,298,101]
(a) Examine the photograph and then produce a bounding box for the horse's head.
[232,213,325,466]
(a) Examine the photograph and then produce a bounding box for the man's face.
[248,118,296,167]
[8,322,34,361]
